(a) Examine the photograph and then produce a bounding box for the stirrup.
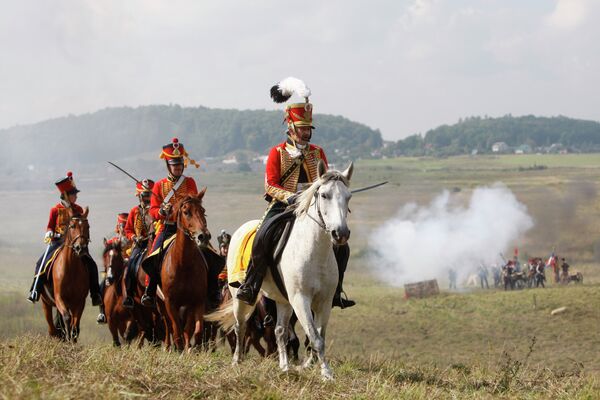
[141,294,156,308]
[27,291,39,304]
[263,314,274,327]
[333,291,356,309]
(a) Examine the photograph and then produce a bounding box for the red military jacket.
[265,141,328,204]
[125,205,153,241]
[47,202,84,240]
[150,176,198,227]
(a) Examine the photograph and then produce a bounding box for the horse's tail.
[205,297,235,333]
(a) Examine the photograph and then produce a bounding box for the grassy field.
[1,154,600,398]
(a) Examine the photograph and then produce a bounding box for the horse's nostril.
[332,230,339,240]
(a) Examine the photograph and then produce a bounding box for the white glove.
[44,231,54,244]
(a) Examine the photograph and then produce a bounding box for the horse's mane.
[103,241,121,257]
[294,170,349,217]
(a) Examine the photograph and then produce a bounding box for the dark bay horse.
[41,207,91,342]
[160,190,210,352]
[124,242,166,348]
[102,240,136,346]
[219,286,277,357]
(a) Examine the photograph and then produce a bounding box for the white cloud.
[545,0,588,29]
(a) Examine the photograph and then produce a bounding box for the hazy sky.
[1,0,599,140]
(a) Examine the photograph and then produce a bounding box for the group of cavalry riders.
[26,77,355,327]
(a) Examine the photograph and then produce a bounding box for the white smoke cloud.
[368,183,533,286]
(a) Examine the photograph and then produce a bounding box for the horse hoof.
[321,369,334,381]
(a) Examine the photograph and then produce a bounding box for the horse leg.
[165,301,183,352]
[290,295,333,380]
[55,298,72,342]
[191,306,204,352]
[274,302,293,372]
[42,301,60,338]
[157,301,172,351]
[312,300,334,379]
[71,303,85,343]
[231,297,255,365]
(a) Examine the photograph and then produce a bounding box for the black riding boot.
[236,260,267,305]
[27,274,45,303]
[123,254,138,309]
[96,279,106,324]
[201,248,226,310]
[83,255,103,306]
[332,244,355,309]
[141,257,159,307]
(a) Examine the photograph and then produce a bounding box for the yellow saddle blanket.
[229,223,259,285]
[35,246,63,278]
[147,234,177,258]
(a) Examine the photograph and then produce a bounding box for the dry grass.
[0,335,598,399]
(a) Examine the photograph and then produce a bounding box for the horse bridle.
[307,191,331,233]
[66,217,90,255]
[176,198,208,244]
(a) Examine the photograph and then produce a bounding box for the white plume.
[278,77,311,99]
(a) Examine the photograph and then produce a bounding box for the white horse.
[209,161,353,380]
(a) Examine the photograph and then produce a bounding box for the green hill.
[0,105,383,171]
[386,115,600,157]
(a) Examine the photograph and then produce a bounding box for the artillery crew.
[122,179,155,308]
[27,172,102,308]
[236,77,355,309]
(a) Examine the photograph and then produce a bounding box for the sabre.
[107,162,159,199]
[30,242,52,301]
[351,181,388,194]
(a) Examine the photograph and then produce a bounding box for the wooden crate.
[404,279,440,299]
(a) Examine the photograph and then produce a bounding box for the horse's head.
[295,161,353,246]
[102,238,124,283]
[175,188,211,247]
[66,206,90,256]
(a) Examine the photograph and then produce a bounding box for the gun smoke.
[368,183,534,286]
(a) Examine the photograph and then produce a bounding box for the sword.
[351,181,388,194]
[107,162,159,199]
[31,242,52,301]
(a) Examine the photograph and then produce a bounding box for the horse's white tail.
[204,293,263,334]
[205,298,236,333]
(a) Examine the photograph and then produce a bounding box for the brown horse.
[160,190,210,351]
[125,242,166,348]
[41,207,91,342]
[102,240,136,346]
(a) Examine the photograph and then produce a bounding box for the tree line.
[384,115,600,157]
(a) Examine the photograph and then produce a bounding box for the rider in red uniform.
[236,77,355,309]
[140,138,223,309]
[122,179,155,308]
[27,172,102,309]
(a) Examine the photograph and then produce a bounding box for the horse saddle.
[252,209,296,299]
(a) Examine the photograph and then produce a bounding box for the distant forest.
[2,109,600,175]
[383,115,600,157]
[0,105,383,171]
